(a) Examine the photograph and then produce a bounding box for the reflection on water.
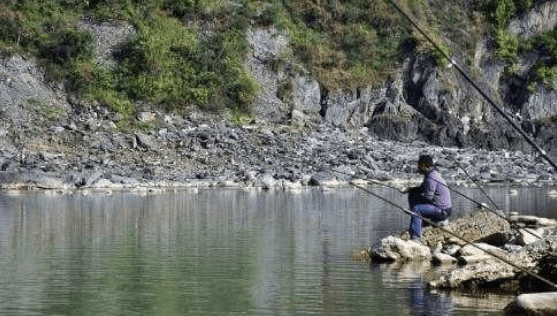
[0,186,554,315]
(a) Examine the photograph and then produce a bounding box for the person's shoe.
[438,219,449,227]
[411,235,421,243]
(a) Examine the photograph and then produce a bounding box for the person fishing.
[400,154,452,241]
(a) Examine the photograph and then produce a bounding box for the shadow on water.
[0,185,554,315]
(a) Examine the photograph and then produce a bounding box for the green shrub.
[432,40,451,67]
[476,0,525,28]
[253,3,281,27]
[163,0,200,16]
[495,29,519,62]
[476,0,535,63]
[536,63,557,89]
[96,89,135,118]
[112,13,258,111]
[172,30,258,110]
[41,28,94,64]
[0,7,22,46]
[495,0,516,28]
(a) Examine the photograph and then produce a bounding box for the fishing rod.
[385,0,557,173]
[349,181,557,290]
[365,173,546,242]
[309,141,545,240]
[297,144,554,286]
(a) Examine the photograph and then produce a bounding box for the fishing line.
[449,157,500,210]
[261,140,554,283]
[292,143,554,286]
[384,0,557,173]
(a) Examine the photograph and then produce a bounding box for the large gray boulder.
[292,76,321,115]
[323,89,360,127]
[372,236,432,262]
[505,292,557,315]
[428,259,517,289]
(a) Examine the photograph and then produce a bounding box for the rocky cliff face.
[3,3,557,162]
[247,2,557,159]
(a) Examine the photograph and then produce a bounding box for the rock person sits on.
[400,154,452,242]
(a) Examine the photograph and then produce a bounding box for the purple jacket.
[420,169,452,210]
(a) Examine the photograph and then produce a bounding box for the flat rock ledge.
[358,207,557,315]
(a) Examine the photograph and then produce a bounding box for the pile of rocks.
[364,207,557,315]
[0,89,556,192]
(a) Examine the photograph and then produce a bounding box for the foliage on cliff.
[476,0,557,90]
[0,0,555,119]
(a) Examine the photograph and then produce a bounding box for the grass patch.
[229,107,255,125]
[274,0,458,90]
[495,29,519,62]
[275,0,414,90]
[27,97,66,121]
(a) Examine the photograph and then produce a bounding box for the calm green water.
[0,186,555,315]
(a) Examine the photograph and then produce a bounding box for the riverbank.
[1,98,556,192]
[363,207,557,315]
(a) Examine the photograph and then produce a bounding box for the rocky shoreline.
[1,97,557,193]
[362,207,557,315]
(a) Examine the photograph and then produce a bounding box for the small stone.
[49,126,64,134]
[432,250,458,265]
[137,112,156,122]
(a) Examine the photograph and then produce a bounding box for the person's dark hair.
[418,154,433,167]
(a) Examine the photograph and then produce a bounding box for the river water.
[0,186,555,315]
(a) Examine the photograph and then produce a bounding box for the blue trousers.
[408,188,449,238]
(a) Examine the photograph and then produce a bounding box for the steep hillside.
[1,0,557,157]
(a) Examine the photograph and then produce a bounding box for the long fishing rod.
[385,0,557,173]
[358,163,546,242]
[293,140,555,285]
[349,181,557,290]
